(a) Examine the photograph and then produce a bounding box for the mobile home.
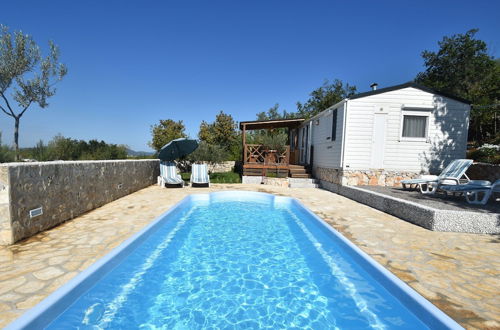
[297,82,471,186]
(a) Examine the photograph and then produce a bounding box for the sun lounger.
[441,179,500,205]
[191,163,210,187]
[400,159,473,194]
[158,161,184,187]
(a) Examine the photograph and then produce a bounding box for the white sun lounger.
[191,163,210,187]
[158,161,184,187]
[400,159,473,194]
[441,179,500,205]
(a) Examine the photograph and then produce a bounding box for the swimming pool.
[8,191,461,329]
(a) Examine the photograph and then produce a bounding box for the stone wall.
[179,161,236,174]
[0,160,159,245]
[207,161,236,173]
[313,166,419,187]
[313,162,499,187]
[466,163,500,182]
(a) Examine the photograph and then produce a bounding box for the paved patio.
[0,184,498,329]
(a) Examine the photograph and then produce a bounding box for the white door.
[371,113,387,168]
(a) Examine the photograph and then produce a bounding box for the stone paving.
[0,184,498,329]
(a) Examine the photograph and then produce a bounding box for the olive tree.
[0,25,67,160]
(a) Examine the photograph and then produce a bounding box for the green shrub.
[181,172,190,183]
[0,133,15,163]
[210,171,241,183]
[180,171,241,184]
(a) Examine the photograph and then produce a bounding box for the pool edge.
[290,197,463,330]
[6,190,463,330]
[5,195,195,330]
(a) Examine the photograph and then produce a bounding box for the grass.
[181,171,241,184]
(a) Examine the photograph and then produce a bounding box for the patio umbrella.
[158,138,199,161]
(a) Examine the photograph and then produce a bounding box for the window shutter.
[331,109,338,141]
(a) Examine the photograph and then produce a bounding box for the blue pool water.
[17,192,458,329]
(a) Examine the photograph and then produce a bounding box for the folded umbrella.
[158,138,199,161]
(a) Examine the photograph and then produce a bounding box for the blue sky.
[1,1,499,151]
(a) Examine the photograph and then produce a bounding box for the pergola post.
[242,124,246,163]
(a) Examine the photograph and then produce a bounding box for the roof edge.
[239,118,305,130]
[349,82,471,104]
[304,99,347,123]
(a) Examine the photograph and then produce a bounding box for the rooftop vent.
[370,83,378,91]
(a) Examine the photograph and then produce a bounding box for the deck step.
[290,173,311,178]
[289,169,307,174]
[288,165,311,179]
[289,165,307,170]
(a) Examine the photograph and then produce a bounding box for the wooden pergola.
[240,118,305,176]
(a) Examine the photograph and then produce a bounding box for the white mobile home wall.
[305,102,346,169]
[343,87,470,173]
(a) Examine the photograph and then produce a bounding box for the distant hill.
[126,148,155,157]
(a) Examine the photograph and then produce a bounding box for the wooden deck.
[239,118,310,178]
[243,144,310,177]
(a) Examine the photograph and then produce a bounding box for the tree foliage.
[296,79,357,118]
[197,111,240,160]
[0,132,15,163]
[415,29,500,143]
[187,141,228,164]
[198,111,238,147]
[256,103,294,121]
[17,135,128,161]
[149,119,187,151]
[0,25,67,160]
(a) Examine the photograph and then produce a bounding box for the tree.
[296,79,357,118]
[198,120,215,144]
[255,103,294,121]
[252,104,290,140]
[187,141,228,164]
[197,111,240,159]
[415,29,500,143]
[0,25,67,160]
[149,119,187,151]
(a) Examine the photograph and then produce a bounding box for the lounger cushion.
[191,164,209,184]
[401,175,438,184]
[160,161,184,185]
[441,180,491,192]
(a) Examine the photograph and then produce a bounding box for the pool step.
[288,177,319,188]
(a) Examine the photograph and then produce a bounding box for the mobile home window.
[402,115,427,138]
[331,109,338,141]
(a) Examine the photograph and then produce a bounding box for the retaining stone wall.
[314,162,499,187]
[207,161,236,173]
[0,160,159,245]
[179,161,236,174]
[466,163,500,182]
[318,180,499,234]
[313,166,419,187]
